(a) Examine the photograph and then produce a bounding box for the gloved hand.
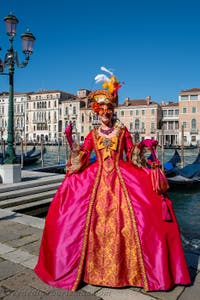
[64,122,73,149]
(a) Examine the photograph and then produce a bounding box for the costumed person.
[34,67,191,291]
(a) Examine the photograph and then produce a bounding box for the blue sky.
[0,0,200,104]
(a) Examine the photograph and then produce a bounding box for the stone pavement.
[0,171,199,300]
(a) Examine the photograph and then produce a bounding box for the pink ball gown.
[34,125,191,291]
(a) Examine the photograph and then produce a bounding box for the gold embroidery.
[115,128,149,291]
[97,136,118,160]
[72,127,149,291]
[72,129,102,291]
[83,170,142,287]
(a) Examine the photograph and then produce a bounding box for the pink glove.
[138,139,159,164]
[138,139,158,150]
[64,122,74,149]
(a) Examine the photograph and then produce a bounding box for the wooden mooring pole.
[161,125,164,171]
[21,138,24,169]
[41,140,44,167]
[181,124,184,168]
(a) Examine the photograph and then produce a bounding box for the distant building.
[0,88,200,147]
[161,101,179,146]
[0,91,28,142]
[27,90,76,144]
[179,88,200,146]
[116,96,163,143]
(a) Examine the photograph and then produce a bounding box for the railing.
[190,129,199,134]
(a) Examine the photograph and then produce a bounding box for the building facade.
[0,88,200,147]
[27,90,76,144]
[161,102,179,146]
[179,88,200,146]
[116,96,163,143]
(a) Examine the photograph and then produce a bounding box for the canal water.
[20,145,200,255]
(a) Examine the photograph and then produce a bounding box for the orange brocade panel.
[83,167,142,287]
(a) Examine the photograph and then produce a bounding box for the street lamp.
[0,13,35,164]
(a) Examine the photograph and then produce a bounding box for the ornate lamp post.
[0,13,35,164]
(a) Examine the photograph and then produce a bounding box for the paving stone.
[142,285,185,300]
[20,239,41,255]
[2,249,35,264]
[0,285,13,298]
[81,284,102,294]
[179,272,200,300]
[0,209,16,220]
[0,260,26,280]
[0,221,41,243]
[0,229,22,243]
[11,214,45,229]
[2,286,46,300]
[96,287,157,300]
[0,242,15,255]
[129,286,142,292]
[21,255,38,269]
[6,233,41,248]
[29,271,57,293]
[1,269,36,291]
[44,288,102,300]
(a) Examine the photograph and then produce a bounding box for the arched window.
[135,119,140,130]
[73,106,76,115]
[82,113,84,123]
[191,119,196,129]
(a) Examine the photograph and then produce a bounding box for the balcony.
[71,114,77,119]
[163,129,179,134]
[132,129,146,134]
[33,120,47,124]
[14,112,24,116]
[190,129,199,134]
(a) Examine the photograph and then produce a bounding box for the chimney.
[125,97,129,106]
[146,96,151,105]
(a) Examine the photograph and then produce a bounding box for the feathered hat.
[88,67,123,112]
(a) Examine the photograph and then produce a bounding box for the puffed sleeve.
[123,126,148,167]
[123,126,134,161]
[66,131,94,176]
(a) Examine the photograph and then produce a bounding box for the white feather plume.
[100,66,113,76]
[95,74,110,84]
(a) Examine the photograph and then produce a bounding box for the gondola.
[0,146,46,166]
[21,147,47,166]
[167,152,200,189]
[164,144,197,150]
[34,152,96,174]
[164,149,181,177]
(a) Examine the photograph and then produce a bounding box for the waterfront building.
[27,90,76,144]
[115,96,163,143]
[179,88,200,146]
[0,88,200,147]
[0,91,28,143]
[161,101,179,146]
